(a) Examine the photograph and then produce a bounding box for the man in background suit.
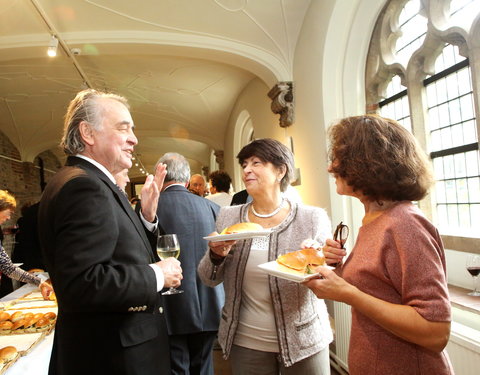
[155,152,224,375]
[188,174,207,197]
[12,202,44,271]
[114,168,130,195]
[38,89,182,375]
[230,189,251,205]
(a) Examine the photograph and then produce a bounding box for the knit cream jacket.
[198,200,333,367]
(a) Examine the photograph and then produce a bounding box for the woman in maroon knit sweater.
[306,115,454,375]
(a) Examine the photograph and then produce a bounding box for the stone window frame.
[365,0,480,254]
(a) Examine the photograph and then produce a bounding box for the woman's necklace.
[251,198,285,218]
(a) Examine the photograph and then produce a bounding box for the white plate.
[203,229,272,242]
[258,260,331,283]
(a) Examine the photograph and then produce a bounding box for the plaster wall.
[223,77,279,191]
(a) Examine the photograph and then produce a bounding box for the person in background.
[206,170,232,207]
[12,202,45,272]
[114,168,130,195]
[130,196,141,211]
[38,89,182,375]
[198,138,332,374]
[230,188,250,206]
[305,115,453,374]
[155,152,224,375]
[0,190,52,299]
[189,174,207,197]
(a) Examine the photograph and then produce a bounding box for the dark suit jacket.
[38,156,170,375]
[13,202,45,271]
[230,189,249,205]
[156,185,224,335]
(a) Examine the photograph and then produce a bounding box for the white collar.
[163,183,186,191]
[75,154,116,185]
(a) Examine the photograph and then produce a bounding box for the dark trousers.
[169,331,217,375]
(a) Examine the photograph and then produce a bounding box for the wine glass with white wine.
[157,234,183,295]
[466,254,480,297]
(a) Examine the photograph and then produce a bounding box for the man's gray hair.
[156,152,190,183]
[60,89,129,155]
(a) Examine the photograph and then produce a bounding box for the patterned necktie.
[115,184,128,198]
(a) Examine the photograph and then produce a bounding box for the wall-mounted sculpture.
[201,166,210,179]
[214,150,225,171]
[268,81,295,127]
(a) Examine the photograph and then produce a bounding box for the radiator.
[447,322,480,375]
[331,306,480,374]
[331,301,351,373]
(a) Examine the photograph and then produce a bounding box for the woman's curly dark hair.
[208,170,232,193]
[328,115,434,201]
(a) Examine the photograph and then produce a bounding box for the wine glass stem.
[473,276,479,293]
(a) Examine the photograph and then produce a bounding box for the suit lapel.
[66,157,155,262]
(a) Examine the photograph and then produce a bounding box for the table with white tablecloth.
[0,284,54,375]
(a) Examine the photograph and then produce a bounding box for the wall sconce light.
[47,35,58,57]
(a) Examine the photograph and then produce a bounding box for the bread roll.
[10,311,24,323]
[35,318,50,332]
[23,312,34,320]
[23,318,37,333]
[11,319,27,334]
[0,321,13,335]
[276,248,325,273]
[0,312,10,322]
[27,268,44,273]
[220,222,263,235]
[0,346,17,362]
[44,312,57,321]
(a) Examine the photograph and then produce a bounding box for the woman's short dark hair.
[328,115,434,201]
[208,170,231,193]
[237,138,294,192]
[0,190,16,212]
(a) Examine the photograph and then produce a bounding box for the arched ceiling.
[0,0,311,176]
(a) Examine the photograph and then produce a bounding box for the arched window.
[233,110,254,191]
[366,0,480,246]
[395,0,428,66]
[424,45,477,231]
[379,75,411,131]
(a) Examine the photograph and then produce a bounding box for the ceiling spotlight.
[47,35,58,57]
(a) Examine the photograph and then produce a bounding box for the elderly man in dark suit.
[155,152,224,375]
[38,89,182,375]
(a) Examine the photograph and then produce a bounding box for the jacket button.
[158,307,163,314]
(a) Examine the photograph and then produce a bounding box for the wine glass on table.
[157,234,183,295]
[466,254,480,297]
